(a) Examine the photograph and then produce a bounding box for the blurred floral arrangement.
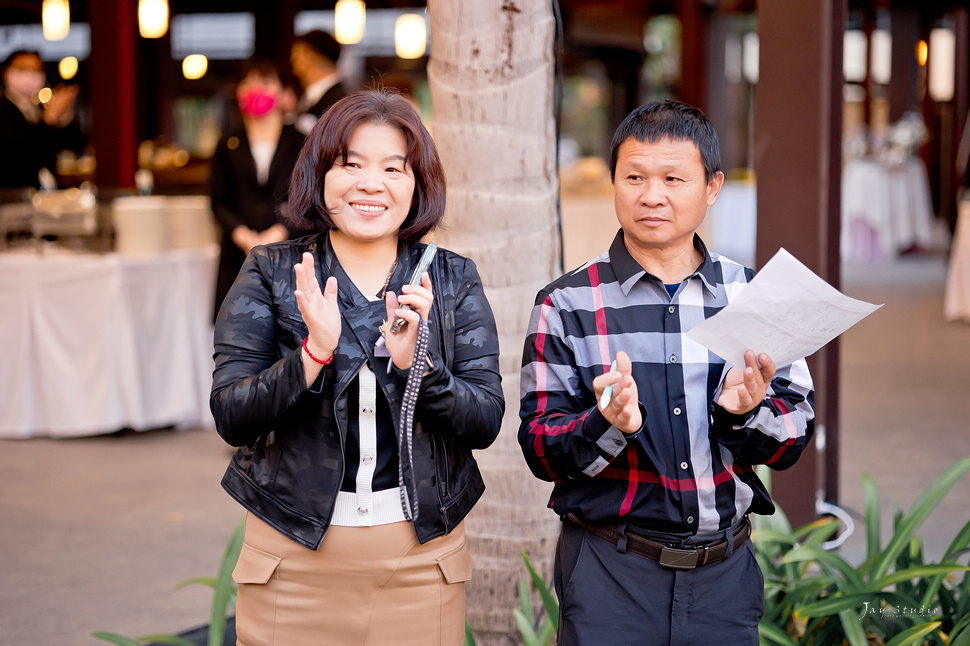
[843,111,929,166]
[882,111,929,166]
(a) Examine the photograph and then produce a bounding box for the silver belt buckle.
[658,546,698,569]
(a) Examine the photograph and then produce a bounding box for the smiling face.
[323,122,416,246]
[613,135,723,260]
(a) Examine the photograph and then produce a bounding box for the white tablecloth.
[0,245,218,438]
[705,180,757,267]
[841,157,936,263]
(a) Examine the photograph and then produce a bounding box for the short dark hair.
[294,30,341,64]
[288,89,445,242]
[235,58,282,87]
[609,100,721,183]
[2,50,42,74]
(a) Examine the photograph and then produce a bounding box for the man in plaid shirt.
[518,101,815,645]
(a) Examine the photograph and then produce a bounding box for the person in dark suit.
[290,30,348,134]
[0,50,84,190]
[209,60,306,319]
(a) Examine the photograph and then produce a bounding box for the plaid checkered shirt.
[518,231,816,534]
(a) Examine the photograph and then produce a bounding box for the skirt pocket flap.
[436,544,474,584]
[232,542,282,585]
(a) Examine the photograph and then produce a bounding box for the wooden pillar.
[88,0,138,190]
[890,5,922,120]
[254,0,298,73]
[678,0,707,111]
[754,0,843,527]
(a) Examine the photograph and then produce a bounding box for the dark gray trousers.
[554,519,764,646]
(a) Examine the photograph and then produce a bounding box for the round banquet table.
[0,245,218,438]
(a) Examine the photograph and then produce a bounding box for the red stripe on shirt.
[600,465,739,492]
[765,397,797,465]
[587,264,611,371]
[619,445,638,516]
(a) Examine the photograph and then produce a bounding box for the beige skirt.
[232,512,473,646]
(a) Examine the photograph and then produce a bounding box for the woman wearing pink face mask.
[0,50,84,190]
[209,60,306,319]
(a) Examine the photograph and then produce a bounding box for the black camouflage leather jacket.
[210,233,504,549]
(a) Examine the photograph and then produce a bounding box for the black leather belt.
[566,513,751,569]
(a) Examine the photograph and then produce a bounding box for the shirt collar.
[608,229,720,297]
[301,73,340,109]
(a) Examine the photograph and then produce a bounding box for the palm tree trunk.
[427,1,561,643]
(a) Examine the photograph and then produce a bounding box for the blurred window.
[0,23,90,61]
[170,13,255,60]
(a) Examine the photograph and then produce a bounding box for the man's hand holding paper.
[686,248,882,370]
[717,350,776,414]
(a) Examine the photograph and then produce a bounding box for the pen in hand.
[599,359,617,409]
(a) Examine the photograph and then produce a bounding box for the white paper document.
[685,248,882,368]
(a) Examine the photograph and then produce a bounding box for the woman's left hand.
[384,272,433,370]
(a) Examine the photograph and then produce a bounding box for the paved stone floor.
[2,248,969,646]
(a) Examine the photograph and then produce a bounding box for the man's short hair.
[288,89,445,243]
[609,100,721,183]
[294,30,341,65]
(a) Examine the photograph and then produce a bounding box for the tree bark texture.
[427,1,562,643]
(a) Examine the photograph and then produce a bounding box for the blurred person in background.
[210,89,504,645]
[209,59,305,319]
[0,50,84,190]
[290,29,348,134]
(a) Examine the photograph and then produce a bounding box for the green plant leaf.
[537,617,556,646]
[864,564,970,593]
[781,545,863,589]
[208,516,245,646]
[871,458,970,582]
[883,621,942,646]
[464,620,477,646]
[863,472,881,563]
[950,621,970,646]
[173,576,218,592]
[137,635,198,646]
[89,633,145,646]
[519,577,535,623]
[838,608,868,646]
[513,608,538,646]
[522,550,559,632]
[756,621,798,646]
[796,592,880,618]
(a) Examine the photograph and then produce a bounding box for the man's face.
[612,136,722,257]
[290,43,311,85]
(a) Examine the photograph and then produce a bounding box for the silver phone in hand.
[389,243,437,333]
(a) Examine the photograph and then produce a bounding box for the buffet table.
[0,245,218,438]
[841,156,936,263]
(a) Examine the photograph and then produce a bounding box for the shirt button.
[680,461,688,470]
[362,455,374,463]
[673,407,682,416]
[357,506,368,515]
[362,407,374,414]
[669,355,677,363]
[687,515,695,524]
[668,305,675,314]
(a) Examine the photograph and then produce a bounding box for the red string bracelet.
[302,337,333,365]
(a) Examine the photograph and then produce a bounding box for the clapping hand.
[294,252,340,365]
[592,351,642,435]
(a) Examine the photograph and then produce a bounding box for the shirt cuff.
[580,405,647,477]
[709,401,754,429]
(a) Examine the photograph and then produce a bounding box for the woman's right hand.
[294,252,340,365]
